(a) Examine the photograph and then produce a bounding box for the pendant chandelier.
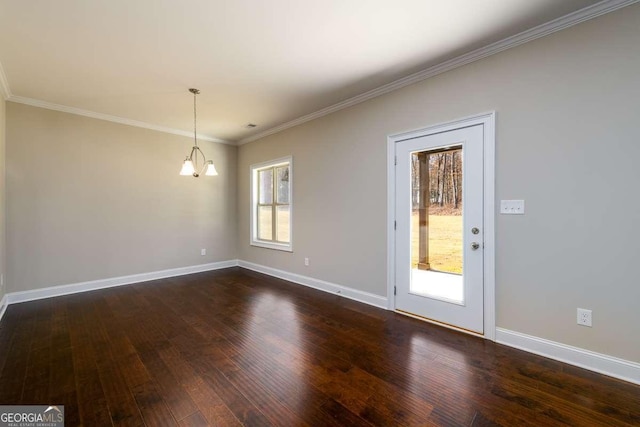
[179,88,218,177]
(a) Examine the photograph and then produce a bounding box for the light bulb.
[180,159,195,176]
[205,161,218,176]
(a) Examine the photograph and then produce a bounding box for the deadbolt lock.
[471,227,480,235]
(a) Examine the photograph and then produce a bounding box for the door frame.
[386,111,496,340]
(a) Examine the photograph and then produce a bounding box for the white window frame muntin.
[250,156,293,252]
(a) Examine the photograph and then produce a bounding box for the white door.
[395,124,484,333]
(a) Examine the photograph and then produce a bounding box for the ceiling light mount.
[180,88,218,177]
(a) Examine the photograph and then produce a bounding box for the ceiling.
[0,0,611,143]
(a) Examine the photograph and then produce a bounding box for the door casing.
[386,112,496,340]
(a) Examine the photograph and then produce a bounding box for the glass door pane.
[410,146,464,304]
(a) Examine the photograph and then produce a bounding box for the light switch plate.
[500,200,525,215]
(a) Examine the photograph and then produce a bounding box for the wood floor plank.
[157,346,242,427]
[130,381,178,427]
[215,356,312,427]
[97,363,146,426]
[135,345,200,421]
[177,411,209,427]
[1,267,639,426]
[0,304,38,403]
[198,367,271,426]
[69,297,115,426]
[20,300,52,404]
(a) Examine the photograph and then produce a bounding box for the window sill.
[250,240,293,252]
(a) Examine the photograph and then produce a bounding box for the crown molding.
[1,55,232,143]
[8,95,233,144]
[238,0,639,145]
[0,60,11,100]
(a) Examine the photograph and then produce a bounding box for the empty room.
[0,0,639,425]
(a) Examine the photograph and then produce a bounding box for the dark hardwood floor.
[0,267,638,426]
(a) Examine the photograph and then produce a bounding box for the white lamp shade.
[205,162,218,176]
[180,159,195,176]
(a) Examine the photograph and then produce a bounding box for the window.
[251,157,292,251]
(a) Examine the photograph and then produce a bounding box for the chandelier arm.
[196,146,209,176]
[188,146,197,162]
[187,145,209,177]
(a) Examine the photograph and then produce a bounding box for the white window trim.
[250,156,293,252]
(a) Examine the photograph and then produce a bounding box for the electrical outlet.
[577,308,592,327]
[201,249,206,256]
[304,257,309,266]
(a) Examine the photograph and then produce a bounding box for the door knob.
[471,242,480,250]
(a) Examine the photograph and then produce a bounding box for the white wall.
[6,103,237,293]
[238,5,640,363]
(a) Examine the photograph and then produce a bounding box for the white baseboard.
[0,294,7,323]
[496,327,640,385]
[237,260,388,309]
[3,260,239,308]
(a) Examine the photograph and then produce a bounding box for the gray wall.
[6,103,237,292]
[238,5,640,362]
[0,97,5,302]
